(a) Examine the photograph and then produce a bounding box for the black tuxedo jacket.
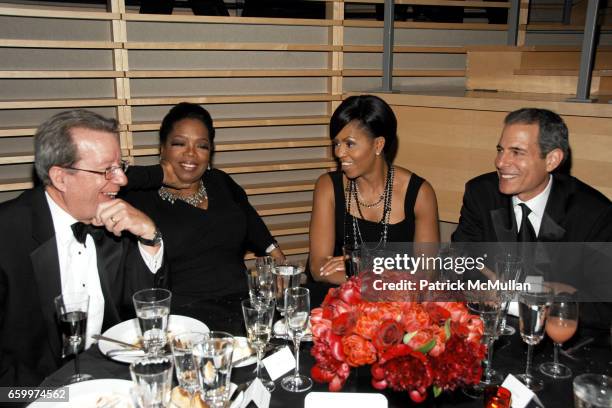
[452,172,612,243]
[0,187,168,386]
[452,172,612,330]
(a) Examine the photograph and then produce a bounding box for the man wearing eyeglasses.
[0,110,169,387]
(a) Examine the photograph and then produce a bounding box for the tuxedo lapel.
[538,175,567,241]
[29,188,62,359]
[94,235,123,329]
[490,195,516,242]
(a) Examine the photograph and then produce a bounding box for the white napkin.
[304,392,388,408]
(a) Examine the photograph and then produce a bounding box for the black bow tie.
[71,222,104,246]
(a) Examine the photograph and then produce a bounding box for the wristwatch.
[138,229,163,246]
[265,241,279,254]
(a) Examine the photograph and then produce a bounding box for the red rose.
[372,320,403,352]
[423,302,451,323]
[332,311,357,336]
[342,334,377,367]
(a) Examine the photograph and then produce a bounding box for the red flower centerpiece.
[310,276,486,403]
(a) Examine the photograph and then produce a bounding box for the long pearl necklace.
[158,180,207,207]
[344,165,394,248]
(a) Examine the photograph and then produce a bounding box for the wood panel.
[380,96,612,222]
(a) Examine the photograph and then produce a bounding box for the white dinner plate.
[232,336,256,368]
[273,319,312,342]
[28,379,134,407]
[98,315,209,363]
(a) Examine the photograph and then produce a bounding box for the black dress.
[330,170,425,255]
[124,168,276,309]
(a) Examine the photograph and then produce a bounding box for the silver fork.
[97,395,123,408]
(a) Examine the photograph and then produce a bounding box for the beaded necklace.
[158,180,207,207]
[344,165,394,248]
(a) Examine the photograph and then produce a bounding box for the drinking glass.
[132,288,172,355]
[496,254,524,336]
[466,297,504,396]
[54,291,93,384]
[242,299,275,391]
[246,258,276,309]
[573,374,612,408]
[272,261,303,316]
[192,331,235,408]
[281,287,312,392]
[170,331,207,395]
[255,255,275,272]
[539,294,578,379]
[130,355,173,408]
[517,282,552,391]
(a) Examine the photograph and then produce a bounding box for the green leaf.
[433,385,442,398]
[444,318,451,340]
[402,331,418,344]
[416,339,436,354]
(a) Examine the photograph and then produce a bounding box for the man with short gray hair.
[0,109,167,386]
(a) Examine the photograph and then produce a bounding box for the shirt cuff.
[138,239,164,273]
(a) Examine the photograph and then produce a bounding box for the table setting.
[35,256,611,408]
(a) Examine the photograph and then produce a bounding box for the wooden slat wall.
[0,0,515,259]
[373,93,612,223]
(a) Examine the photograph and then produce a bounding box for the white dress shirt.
[511,175,553,238]
[45,192,163,349]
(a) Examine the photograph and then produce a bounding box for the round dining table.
[41,290,612,408]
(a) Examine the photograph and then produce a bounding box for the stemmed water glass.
[465,294,504,397]
[517,282,552,391]
[132,288,172,356]
[496,254,523,336]
[242,299,276,391]
[281,287,312,392]
[539,293,578,379]
[272,261,303,322]
[54,291,93,384]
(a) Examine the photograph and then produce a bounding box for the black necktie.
[71,222,104,246]
[517,203,537,242]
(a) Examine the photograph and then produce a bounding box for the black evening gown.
[124,167,276,310]
[330,169,425,256]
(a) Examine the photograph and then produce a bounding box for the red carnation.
[430,336,486,391]
[371,344,433,403]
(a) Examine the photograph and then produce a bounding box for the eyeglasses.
[64,160,129,180]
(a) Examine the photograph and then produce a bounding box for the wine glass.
[281,287,312,392]
[242,299,275,391]
[517,282,552,391]
[132,288,172,356]
[54,291,93,384]
[465,295,504,397]
[245,258,276,309]
[496,254,524,336]
[539,294,578,379]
